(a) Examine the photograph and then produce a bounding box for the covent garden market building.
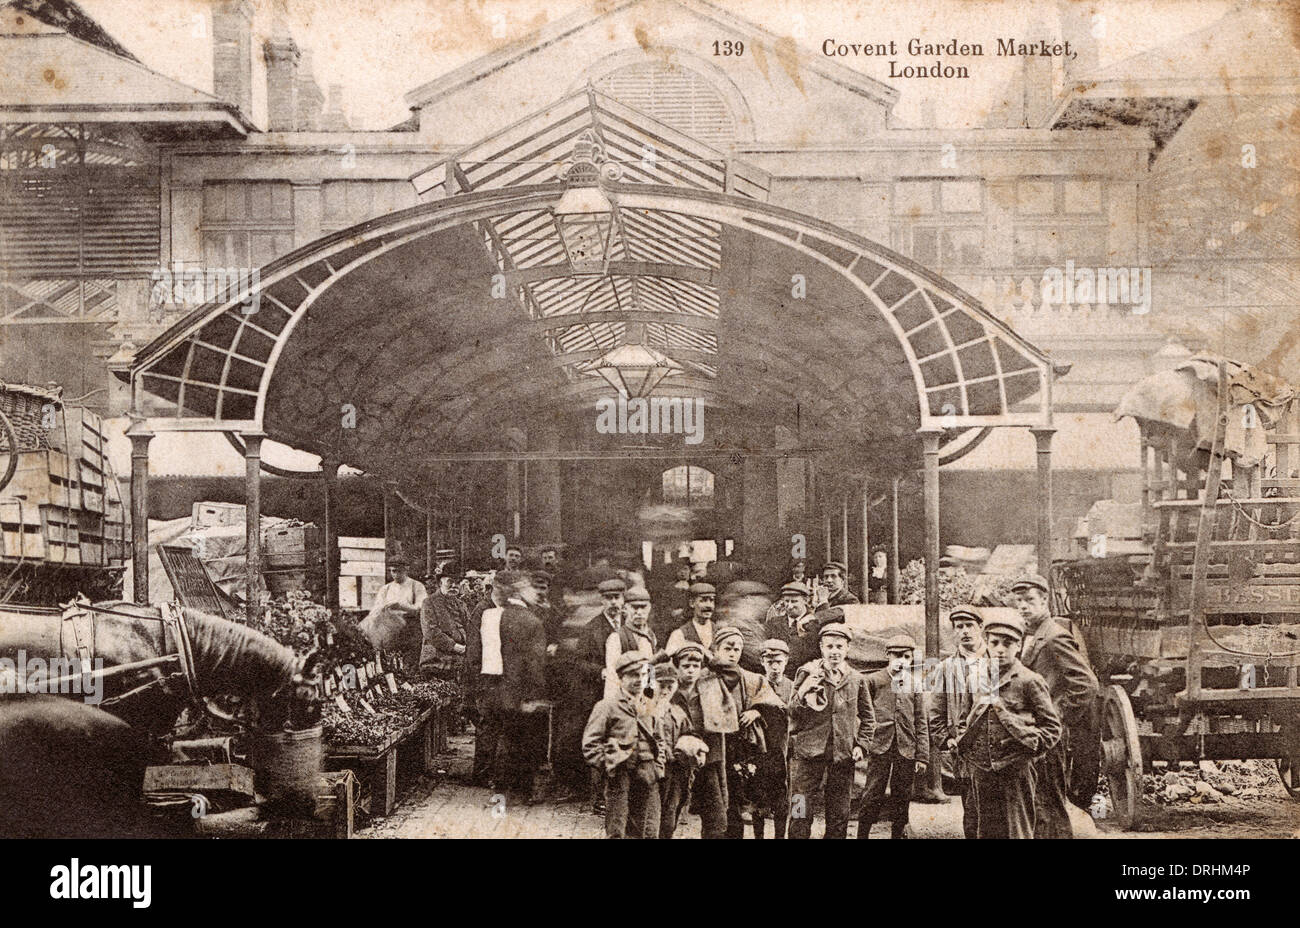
[2,0,1295,653]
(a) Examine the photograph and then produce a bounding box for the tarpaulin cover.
[1115,354,1295,466]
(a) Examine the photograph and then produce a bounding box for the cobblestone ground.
[357,734,1298,839]
[356,734,1093,839]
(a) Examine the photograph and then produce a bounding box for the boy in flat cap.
[751,639,793,838]
[582,652,664,838]
[956,613,1062,839]
[705,626,788,838]
[666,582,717,654]
[652,661,705,839]
[857,635,928,839]
[664,642,725,837]
[1010,574,1099,839]
[788,623,876,839]
[929,606,990,838]
[604,587,657,699]
[568,576,628,812]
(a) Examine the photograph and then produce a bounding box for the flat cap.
[1009,573,1049,593]
[614,652,650,676]
[712,625,744,647]
[983,614,1026,640]
[670,642,707,663]
[530,568,553,582]
[947,605,984,624]
[652,663,678,683]
[624,587,651,604]
[780,581,810,596]
[821,561,848,575]
[885,634,916,653]
[760,638,790,656]
[688,582,716,596]
[597,577,627,594]
[819,622,852,641]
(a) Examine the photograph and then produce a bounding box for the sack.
[358,605,408,651]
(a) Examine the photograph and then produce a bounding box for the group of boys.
[580,568,1099,839]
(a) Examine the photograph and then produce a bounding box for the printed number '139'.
[713,40,744,56]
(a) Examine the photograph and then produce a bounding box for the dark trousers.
[605,760,661,839]
[471,677,542,793]
[752,761,788,839]
[659,763,692,838]
[916,730,945,799]
[1033,741,1075,839]
[856,748,916,838]
[692,762,729,839]
[953,776,977,839]
[502,708,546,794]
[471,678,503,785]
[553,701,595,796]
[972,758,1037,839]
[788,756,855,839]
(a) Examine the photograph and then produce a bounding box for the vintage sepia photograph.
[0,0,1297,868]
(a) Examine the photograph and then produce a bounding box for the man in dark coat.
[419,570,468,681]
[957,613,1062,839]
[1011,574,1100,839]
[787,623,876,839]
[857,635,929,838]
[465,569,549,800]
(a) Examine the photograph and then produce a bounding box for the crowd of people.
[360,543,1100,839]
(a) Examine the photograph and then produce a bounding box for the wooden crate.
[192,501,246,529]
[341,558,385,576]
[315,770,359,839]
[143,763,256,803]
[265,523,321,558]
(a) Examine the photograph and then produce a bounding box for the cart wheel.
[0,408,17,495]
[1100,684,1144,829]
[1277,757,1300,800]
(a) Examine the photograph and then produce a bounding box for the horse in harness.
[0,598,321,837]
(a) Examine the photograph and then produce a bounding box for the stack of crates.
[264,522,322,595]
[338,536,386,610]
[0,387,128,568]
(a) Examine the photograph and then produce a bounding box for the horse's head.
[181,608,321,730]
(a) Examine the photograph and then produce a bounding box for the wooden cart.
[1056,361,1300,828]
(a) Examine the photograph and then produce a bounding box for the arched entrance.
[123,89,1064,652]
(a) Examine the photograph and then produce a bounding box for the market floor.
[357,734,1097,839]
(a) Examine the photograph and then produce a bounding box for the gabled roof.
[0,6,251,134]
[3,0,137,61]
[403,0,898,111]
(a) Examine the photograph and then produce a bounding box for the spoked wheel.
[0,408,17,495]
[1100,684,1144,829]
[1277,756,1300,800]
